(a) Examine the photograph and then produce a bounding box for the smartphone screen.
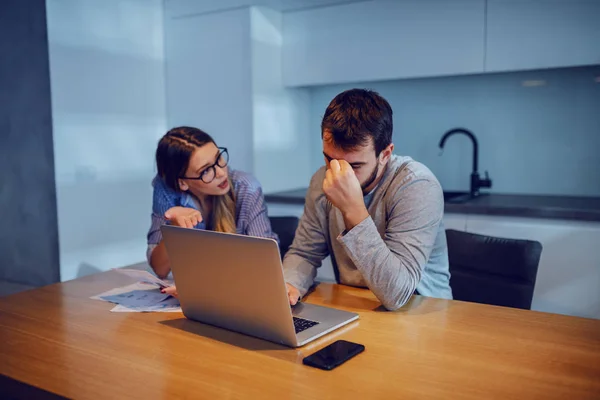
[302,340,365,370]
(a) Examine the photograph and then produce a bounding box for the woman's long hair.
[155,126,236,233]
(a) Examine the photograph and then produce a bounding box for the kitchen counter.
[265,189,600,222]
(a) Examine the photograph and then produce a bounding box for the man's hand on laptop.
[286,283,301,306]
[165,206,202,229]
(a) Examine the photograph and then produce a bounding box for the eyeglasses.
[180,147,229,184]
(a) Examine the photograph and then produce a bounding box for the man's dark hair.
[321,88,393,156]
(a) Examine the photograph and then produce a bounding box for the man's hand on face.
[323,159,370,230]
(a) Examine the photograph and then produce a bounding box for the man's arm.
[282,171,330,297]
[337,177,444,311]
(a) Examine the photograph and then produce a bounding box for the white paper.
[99,289,170,307]
[112,268,171,288]
[91,282,156,301]
[110,297,182,313]
[92,282,181,312]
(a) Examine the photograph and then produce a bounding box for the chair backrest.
[446,229,542,310]
[269,216,300,259]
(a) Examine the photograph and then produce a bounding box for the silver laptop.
[160,225,358,347]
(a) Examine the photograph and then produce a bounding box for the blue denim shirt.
[146,169,278,262]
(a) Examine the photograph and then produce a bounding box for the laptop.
[160,225,359,347]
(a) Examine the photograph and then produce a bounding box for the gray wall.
[0,0,60,286]
[310,66,600,197]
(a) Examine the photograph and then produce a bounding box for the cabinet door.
[283,0,485,86]
[486,0,600,72]
[444,213,469,231]
[467,215,600,319]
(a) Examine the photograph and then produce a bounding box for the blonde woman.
[147,127,278,295]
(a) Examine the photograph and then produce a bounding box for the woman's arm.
[243,184,279,242]
[149,241,171,279]
[147,178,202,278]
[148,206,203,278]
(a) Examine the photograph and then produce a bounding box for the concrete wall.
[0,0,60,286]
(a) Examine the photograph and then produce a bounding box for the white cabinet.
[466,215,600,319]
[283,0,600,85]
[444,213,468,232]
[283,0,485,86]
[485,0,600,72]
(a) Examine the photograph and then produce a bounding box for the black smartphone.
[302,340,365,371]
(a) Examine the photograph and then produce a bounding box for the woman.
[147,126,278,295]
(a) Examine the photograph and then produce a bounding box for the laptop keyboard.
[293,317,319,334]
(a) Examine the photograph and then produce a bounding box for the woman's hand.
[165,206,202,229]
[161,285,178,298]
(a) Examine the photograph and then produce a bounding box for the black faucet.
[438,128,492,197]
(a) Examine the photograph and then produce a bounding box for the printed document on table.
[112,268,171,288]
[90,282,158,301]
[99,289,170,308]
[110,297,181,312]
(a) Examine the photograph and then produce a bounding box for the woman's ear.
[178,179,189,191]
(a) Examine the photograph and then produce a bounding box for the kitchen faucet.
[438,128,492,197]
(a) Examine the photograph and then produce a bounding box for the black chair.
[446,229,542,310]
[269,216,300,259]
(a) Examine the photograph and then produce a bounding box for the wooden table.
[1,269,599,399]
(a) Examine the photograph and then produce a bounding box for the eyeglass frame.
[179,147,229,184]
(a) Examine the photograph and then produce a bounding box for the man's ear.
[379,143,394,165]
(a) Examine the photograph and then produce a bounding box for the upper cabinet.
[283,0,486,87]
[485,0,600,72]
[282,0,600,86]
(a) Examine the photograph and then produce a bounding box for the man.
[283,89,452,311]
